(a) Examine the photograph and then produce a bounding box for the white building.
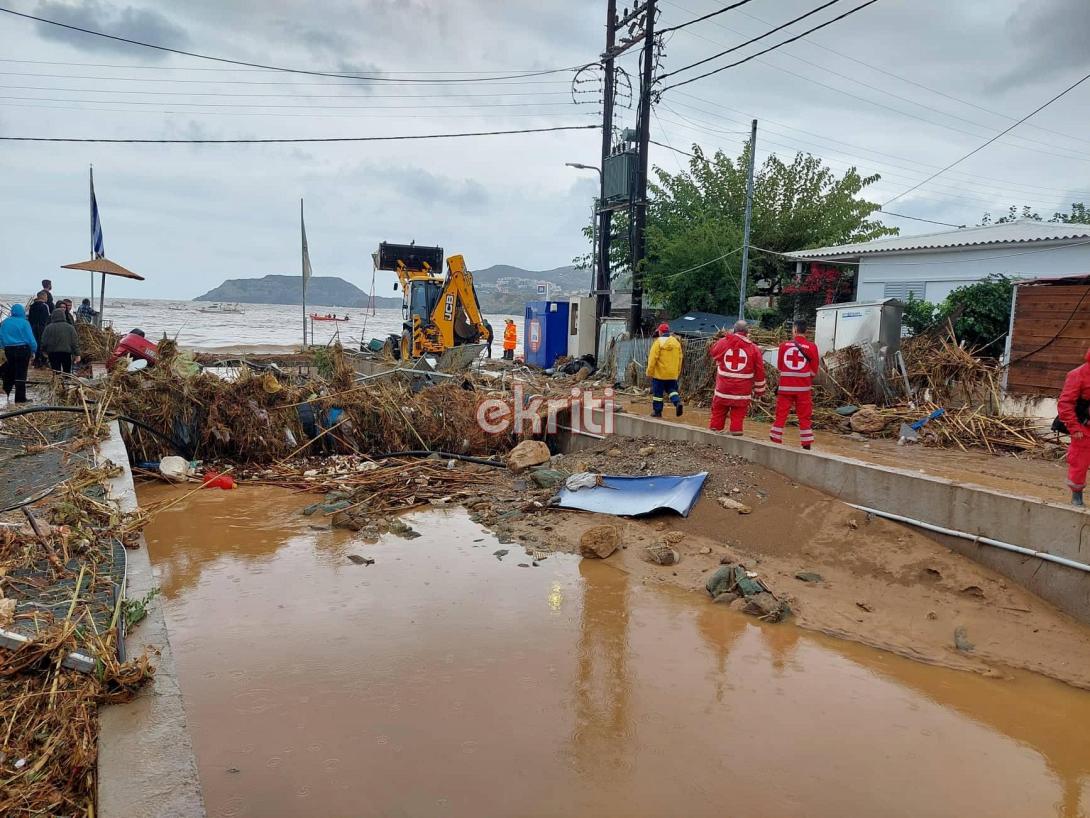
[788,220,1090,303]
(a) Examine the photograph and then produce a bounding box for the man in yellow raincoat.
[646,322,683,417]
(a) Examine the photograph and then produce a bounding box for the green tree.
[901,294,939,335]
[939,275,1014,355]
[642,144,896,317]
[980,202,1087,225]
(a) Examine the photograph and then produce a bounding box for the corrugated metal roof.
[789,219,1090,260]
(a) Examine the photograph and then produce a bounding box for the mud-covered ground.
[465,436,1090,690]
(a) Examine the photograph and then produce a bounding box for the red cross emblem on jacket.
[709,333,765,401]
[776,337,820,393]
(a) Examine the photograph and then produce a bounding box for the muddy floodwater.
[141,485,1090,818]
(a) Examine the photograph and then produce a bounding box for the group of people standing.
[645,318,817,448]
[1,279,94,403]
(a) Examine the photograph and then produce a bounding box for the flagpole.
[89,166,95,303]
[300,198,307,348]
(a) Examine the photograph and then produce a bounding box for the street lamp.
[565,162,602,295]
[566,161,606,359]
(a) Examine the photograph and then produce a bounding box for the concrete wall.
[97,422,206,818]
[855,242,1090,303]
[560,412,1090,624]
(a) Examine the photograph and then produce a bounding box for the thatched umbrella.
[60,257,144,323]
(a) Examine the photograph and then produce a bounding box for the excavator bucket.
[376,242,443,273]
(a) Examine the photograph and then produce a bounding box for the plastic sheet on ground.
[552,472,708,517]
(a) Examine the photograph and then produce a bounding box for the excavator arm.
[429,254,488,349]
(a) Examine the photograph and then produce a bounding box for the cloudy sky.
[1,0,1089,300]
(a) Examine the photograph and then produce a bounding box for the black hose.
[0,405,193,458]
[373,449,506,468]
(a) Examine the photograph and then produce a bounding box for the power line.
[0,70,573,89]
[876,211,964,228]
[660,0,883,92]
[729,5,1090,150]
[0,94,585,111]
[883,67,1090,206]
[651,117,968,233]
[0,6,582,84]
[0,56,581,75]
[658,0,759,34]
[670,3,1090,157]
[664,97,1090,205]
[660,0,846,81]
[0,123,598,144]
[0,82,576,99]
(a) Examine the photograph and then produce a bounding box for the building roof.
[788,219,1090,261]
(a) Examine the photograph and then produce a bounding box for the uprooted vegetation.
[54,341,515,463]
[0,416,156,815]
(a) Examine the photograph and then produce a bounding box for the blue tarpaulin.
[552,472,708,517]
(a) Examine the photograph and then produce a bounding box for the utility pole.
[738,118,758,321]
[629,0,656,336]
[596,0,617,356]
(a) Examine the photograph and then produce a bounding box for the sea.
[1,295,523,355]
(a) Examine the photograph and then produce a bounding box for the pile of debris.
[55,343,514,463]
[0,416,155,815]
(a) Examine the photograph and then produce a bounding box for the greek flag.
[90,167,105,259]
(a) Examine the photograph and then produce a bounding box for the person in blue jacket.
[1,303,38,403]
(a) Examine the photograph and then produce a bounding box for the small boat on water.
[309,313,350,322]
[198,302,245,315]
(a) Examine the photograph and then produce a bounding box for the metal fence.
[605,335,716,398]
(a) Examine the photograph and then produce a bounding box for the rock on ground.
[849,405,888,434]
[507,440,552,474]
[580,525,620,559]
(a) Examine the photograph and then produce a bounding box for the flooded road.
[142,485,1090,818]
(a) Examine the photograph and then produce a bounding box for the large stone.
[849,405,888,434]
[529,468,568,489]
[645,542,680,565]
[506,440,552,474]
[580,525,620,559]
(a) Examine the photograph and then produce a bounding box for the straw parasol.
[60,257,144,322]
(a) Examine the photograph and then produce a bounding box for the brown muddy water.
[141,485,1090,818]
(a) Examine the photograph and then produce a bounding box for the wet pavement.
[142,485,1090,818]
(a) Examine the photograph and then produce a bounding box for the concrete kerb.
[562,410,1090,624]
[96,421,206,818]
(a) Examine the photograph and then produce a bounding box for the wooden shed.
[1005,275,1090,397]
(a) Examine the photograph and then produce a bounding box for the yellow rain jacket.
[646,334,683,380]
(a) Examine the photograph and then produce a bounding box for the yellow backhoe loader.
[374,242,490,360]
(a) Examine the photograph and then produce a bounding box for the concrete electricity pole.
[629,0,656,336]
[738,118,758,321]
[596,0,617,354]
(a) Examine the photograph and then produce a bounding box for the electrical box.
[814,299,903,355]
[604,150,637,204]
[568,296,596,359]
[523,301,570,369]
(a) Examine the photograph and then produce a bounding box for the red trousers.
[770,391,814,447]
[709,396,749,434]
[1068,435,1090,492]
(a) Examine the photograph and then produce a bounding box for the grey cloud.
[33,0,188,58]
[377,166,489,209]
[1006,0,1090,80]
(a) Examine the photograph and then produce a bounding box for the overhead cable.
[660,0,847,81]
[0,123,598,144]
[883,67,1090,205]
[658,0,759,34]
[0,6,583,83]
[660,0,882,92]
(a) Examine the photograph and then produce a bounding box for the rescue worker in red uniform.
[770,319,820,450]
[708,320,765,436]
[1057,347,1090,507]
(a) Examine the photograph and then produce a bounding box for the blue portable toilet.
[523,301,570,369]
